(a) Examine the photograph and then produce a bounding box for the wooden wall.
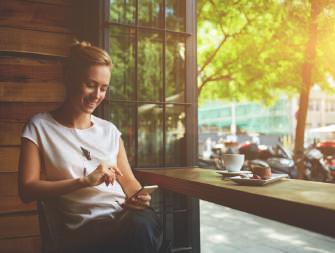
[0,1,75,252]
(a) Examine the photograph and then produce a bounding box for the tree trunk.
[294,0,320,179]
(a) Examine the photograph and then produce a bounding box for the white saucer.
[230,173,289,186]
[216,170,252,177]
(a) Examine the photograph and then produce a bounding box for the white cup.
[223,154,245,172]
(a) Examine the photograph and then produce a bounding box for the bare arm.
[18,138,88,203]
[19,135,124,203]
[117,139,142,198]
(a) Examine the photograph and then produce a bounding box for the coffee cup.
[223,154,245,172]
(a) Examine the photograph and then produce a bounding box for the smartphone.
[128,185,159,199]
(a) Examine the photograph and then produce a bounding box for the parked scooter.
[238,142,297,178]
[316,140,335,179]
[303,145,333,182]
[198,144,226,170]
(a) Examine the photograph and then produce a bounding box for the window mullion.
[134,0,139,167]
[162,0,166,167]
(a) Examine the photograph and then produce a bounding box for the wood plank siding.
[0,0,75,251]
[0,236,41,253]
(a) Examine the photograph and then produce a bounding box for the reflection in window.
[105,103,136,166]
[138,104,163,167]
[166,105,186,166]
[109,26,136,100]
[139,0,163,28]
[110,0,136,24]
[166,33,186,102]
[166,0,186,32]
[138,32,164,101]
[107,0,189,166]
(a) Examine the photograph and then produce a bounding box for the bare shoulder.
[91,115,119,131]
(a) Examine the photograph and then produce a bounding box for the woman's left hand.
[125,193,151,210]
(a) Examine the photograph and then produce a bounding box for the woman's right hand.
[80,163,123,187]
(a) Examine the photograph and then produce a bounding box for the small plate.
[230,173,289,186]
[216,170,252,177]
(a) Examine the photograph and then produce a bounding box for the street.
[200,200,335,253]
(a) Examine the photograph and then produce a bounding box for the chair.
[159,240,172,253]
[38,200,172,253]
[37,200,63,253]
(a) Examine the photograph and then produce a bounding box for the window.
[104,0,194,169]
[96,1,199,252]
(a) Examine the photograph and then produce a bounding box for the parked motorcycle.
[198,145,226,170]
[316,140,335,179]
[303,145,333,182]
[200,139,333,182]
[238,142,297,178]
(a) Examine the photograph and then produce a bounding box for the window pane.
[138,104,163,167]
[166,0,186,32]
[138,0,163,28]
[105,103,136,166]
[109,26,136,100]
[166,33,186,102]
[109,0,135,24]
[166,105,186,166]
[138,32,164,101]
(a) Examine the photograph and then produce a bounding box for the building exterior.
[305,87,335,129]
[199,98,293,135]
[198,87,335,154]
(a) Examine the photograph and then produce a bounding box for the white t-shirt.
[22,112,126,229]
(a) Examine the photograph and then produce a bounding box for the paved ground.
[200,200,335,253]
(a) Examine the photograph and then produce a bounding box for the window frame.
[80,1,200,252]
[97,0,198,169]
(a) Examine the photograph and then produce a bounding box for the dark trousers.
[59,208,163,253]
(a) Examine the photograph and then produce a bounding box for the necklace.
[80,146,91,176]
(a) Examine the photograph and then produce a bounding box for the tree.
[197,0,335,177]
[294,0,320,178]
[198,0,307,104]
[294,0,335,178]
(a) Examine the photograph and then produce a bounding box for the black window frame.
[76,1,199,252]
[99,0,197,170]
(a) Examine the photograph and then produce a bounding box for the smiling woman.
[70,65,110,115]
[18,41,165,253]
[62,41,112,118]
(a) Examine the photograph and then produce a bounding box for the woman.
[18,41,163,253]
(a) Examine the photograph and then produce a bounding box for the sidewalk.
[200,200,335,253]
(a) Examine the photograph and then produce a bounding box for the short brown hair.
[64,40,112,89]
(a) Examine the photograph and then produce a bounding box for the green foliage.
[109,27,136,100]
[138,33,163,101]
[110,0,136,24]
[197,0,335,105]
[315,2,335,90]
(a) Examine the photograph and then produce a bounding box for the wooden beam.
[0,196,36,214]
[0,27,73,57]
[0,147,19,173]
[0,172,19,196]
[0,236,41,253]
[0,102,60,122]
[27,0,74,6]
[0,56,63,84]
[0,82,65,102]
[0,122,23,145]
[0,213,39,239]
[0,0,74,33]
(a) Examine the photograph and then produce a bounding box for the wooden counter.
[134,167,335,238]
